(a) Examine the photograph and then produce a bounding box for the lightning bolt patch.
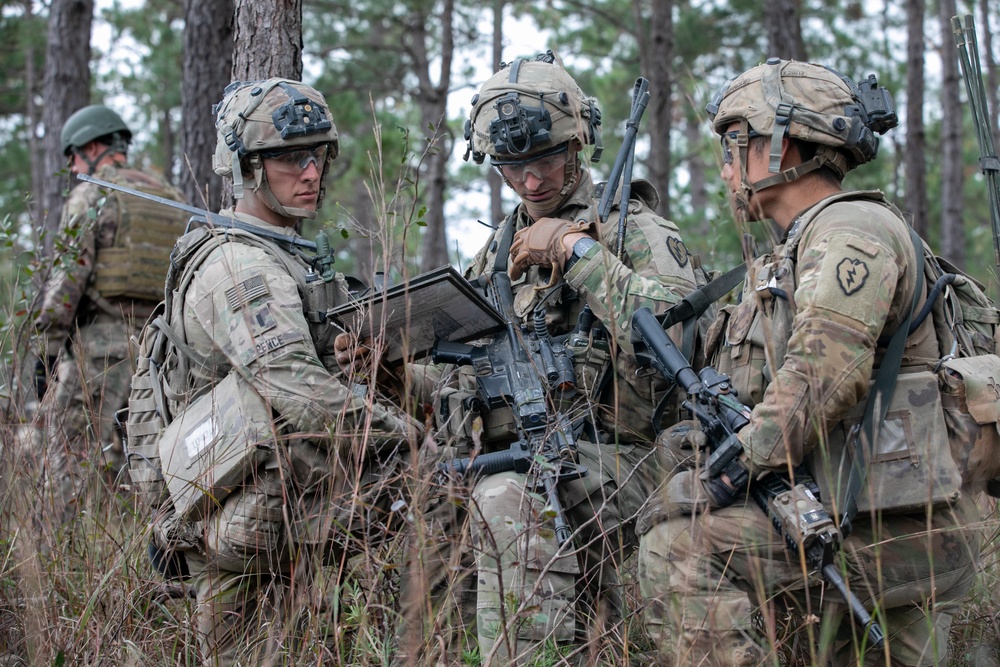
[836,257,869,296]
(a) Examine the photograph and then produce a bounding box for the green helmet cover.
[60,105,132,156]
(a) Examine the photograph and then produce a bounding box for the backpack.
[920,246,1000,496]
[124,225,351,513]
[91,169,191,302]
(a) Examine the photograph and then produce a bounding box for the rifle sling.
[838,228,924,536]
[650,263,747,431]
[659,263,747,330]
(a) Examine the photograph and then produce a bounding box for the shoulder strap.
[839,227,925,535]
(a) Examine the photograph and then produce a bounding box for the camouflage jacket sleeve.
[33,183,104,355]
[185,241,416,449]
[564,204,699,354]
[739,200,915,473]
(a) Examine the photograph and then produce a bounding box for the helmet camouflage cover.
[707,58,897,177]
[465,51,602,164]
[212,78,340,214]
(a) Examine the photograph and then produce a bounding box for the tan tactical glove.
[662,468,742,515]
[657,419,707,470]
[509,217,596,282]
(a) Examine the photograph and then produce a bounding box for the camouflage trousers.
[469,439,655,666]
[42,319,135,521]
[637,491,982,667]
[185,450,406,667]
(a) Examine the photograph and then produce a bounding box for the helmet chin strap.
[76,144,123,176]
[734,119,848,215]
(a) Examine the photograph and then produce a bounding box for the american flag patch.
[226,275,270,310]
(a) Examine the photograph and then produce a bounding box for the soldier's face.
[720,122,770,222]
[503,148,570,217]
[262,148,323,213]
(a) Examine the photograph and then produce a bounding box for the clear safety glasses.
[261,144,329,173]
[720,129,761,165]
[492,144,569,184]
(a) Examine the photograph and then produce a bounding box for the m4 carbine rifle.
[433,265,586,546]
[631,306,885,650]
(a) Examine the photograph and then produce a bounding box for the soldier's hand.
[509,217,595,282]
[334,332,374,377]
[663,468,745,515]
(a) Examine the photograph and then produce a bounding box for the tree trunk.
[232,0,302,81]
[488,0,504,229]
[412,0,454,272]
[40,0,94,256]
[939,0,964,266]
[645,0,673,220]
[352,170,378,280]
[180,0,233,210]
[685,114,709,237]
[225,0,302,209]
[765,0,807,60]
[24,0,42,232]
[904,0,929,239]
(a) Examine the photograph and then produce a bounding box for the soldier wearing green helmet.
[134,78,417,666]
[391,52,704,664]
[638,58,983,667]
[33,104,188,523]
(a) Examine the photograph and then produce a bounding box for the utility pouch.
[814,370,963,514]
[938,354,1000,494]
[157,372,276,521]
[568,329,610,400]
[436,386,481,446]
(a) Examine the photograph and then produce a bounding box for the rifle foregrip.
[439,448,529,479]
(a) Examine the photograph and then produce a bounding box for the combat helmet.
[61,105,132,157]
[707,58,897,184]
[466,51,602,164]
[213,78,340,220]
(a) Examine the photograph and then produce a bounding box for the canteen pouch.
[938,354,1000,495]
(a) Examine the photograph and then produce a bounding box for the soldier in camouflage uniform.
[391,53,702,665]
[33,105,188,516]
[140,79,418,666]
[637,59,982,666]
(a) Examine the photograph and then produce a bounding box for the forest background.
[0,0,998,664]
[2,0,1000,300]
